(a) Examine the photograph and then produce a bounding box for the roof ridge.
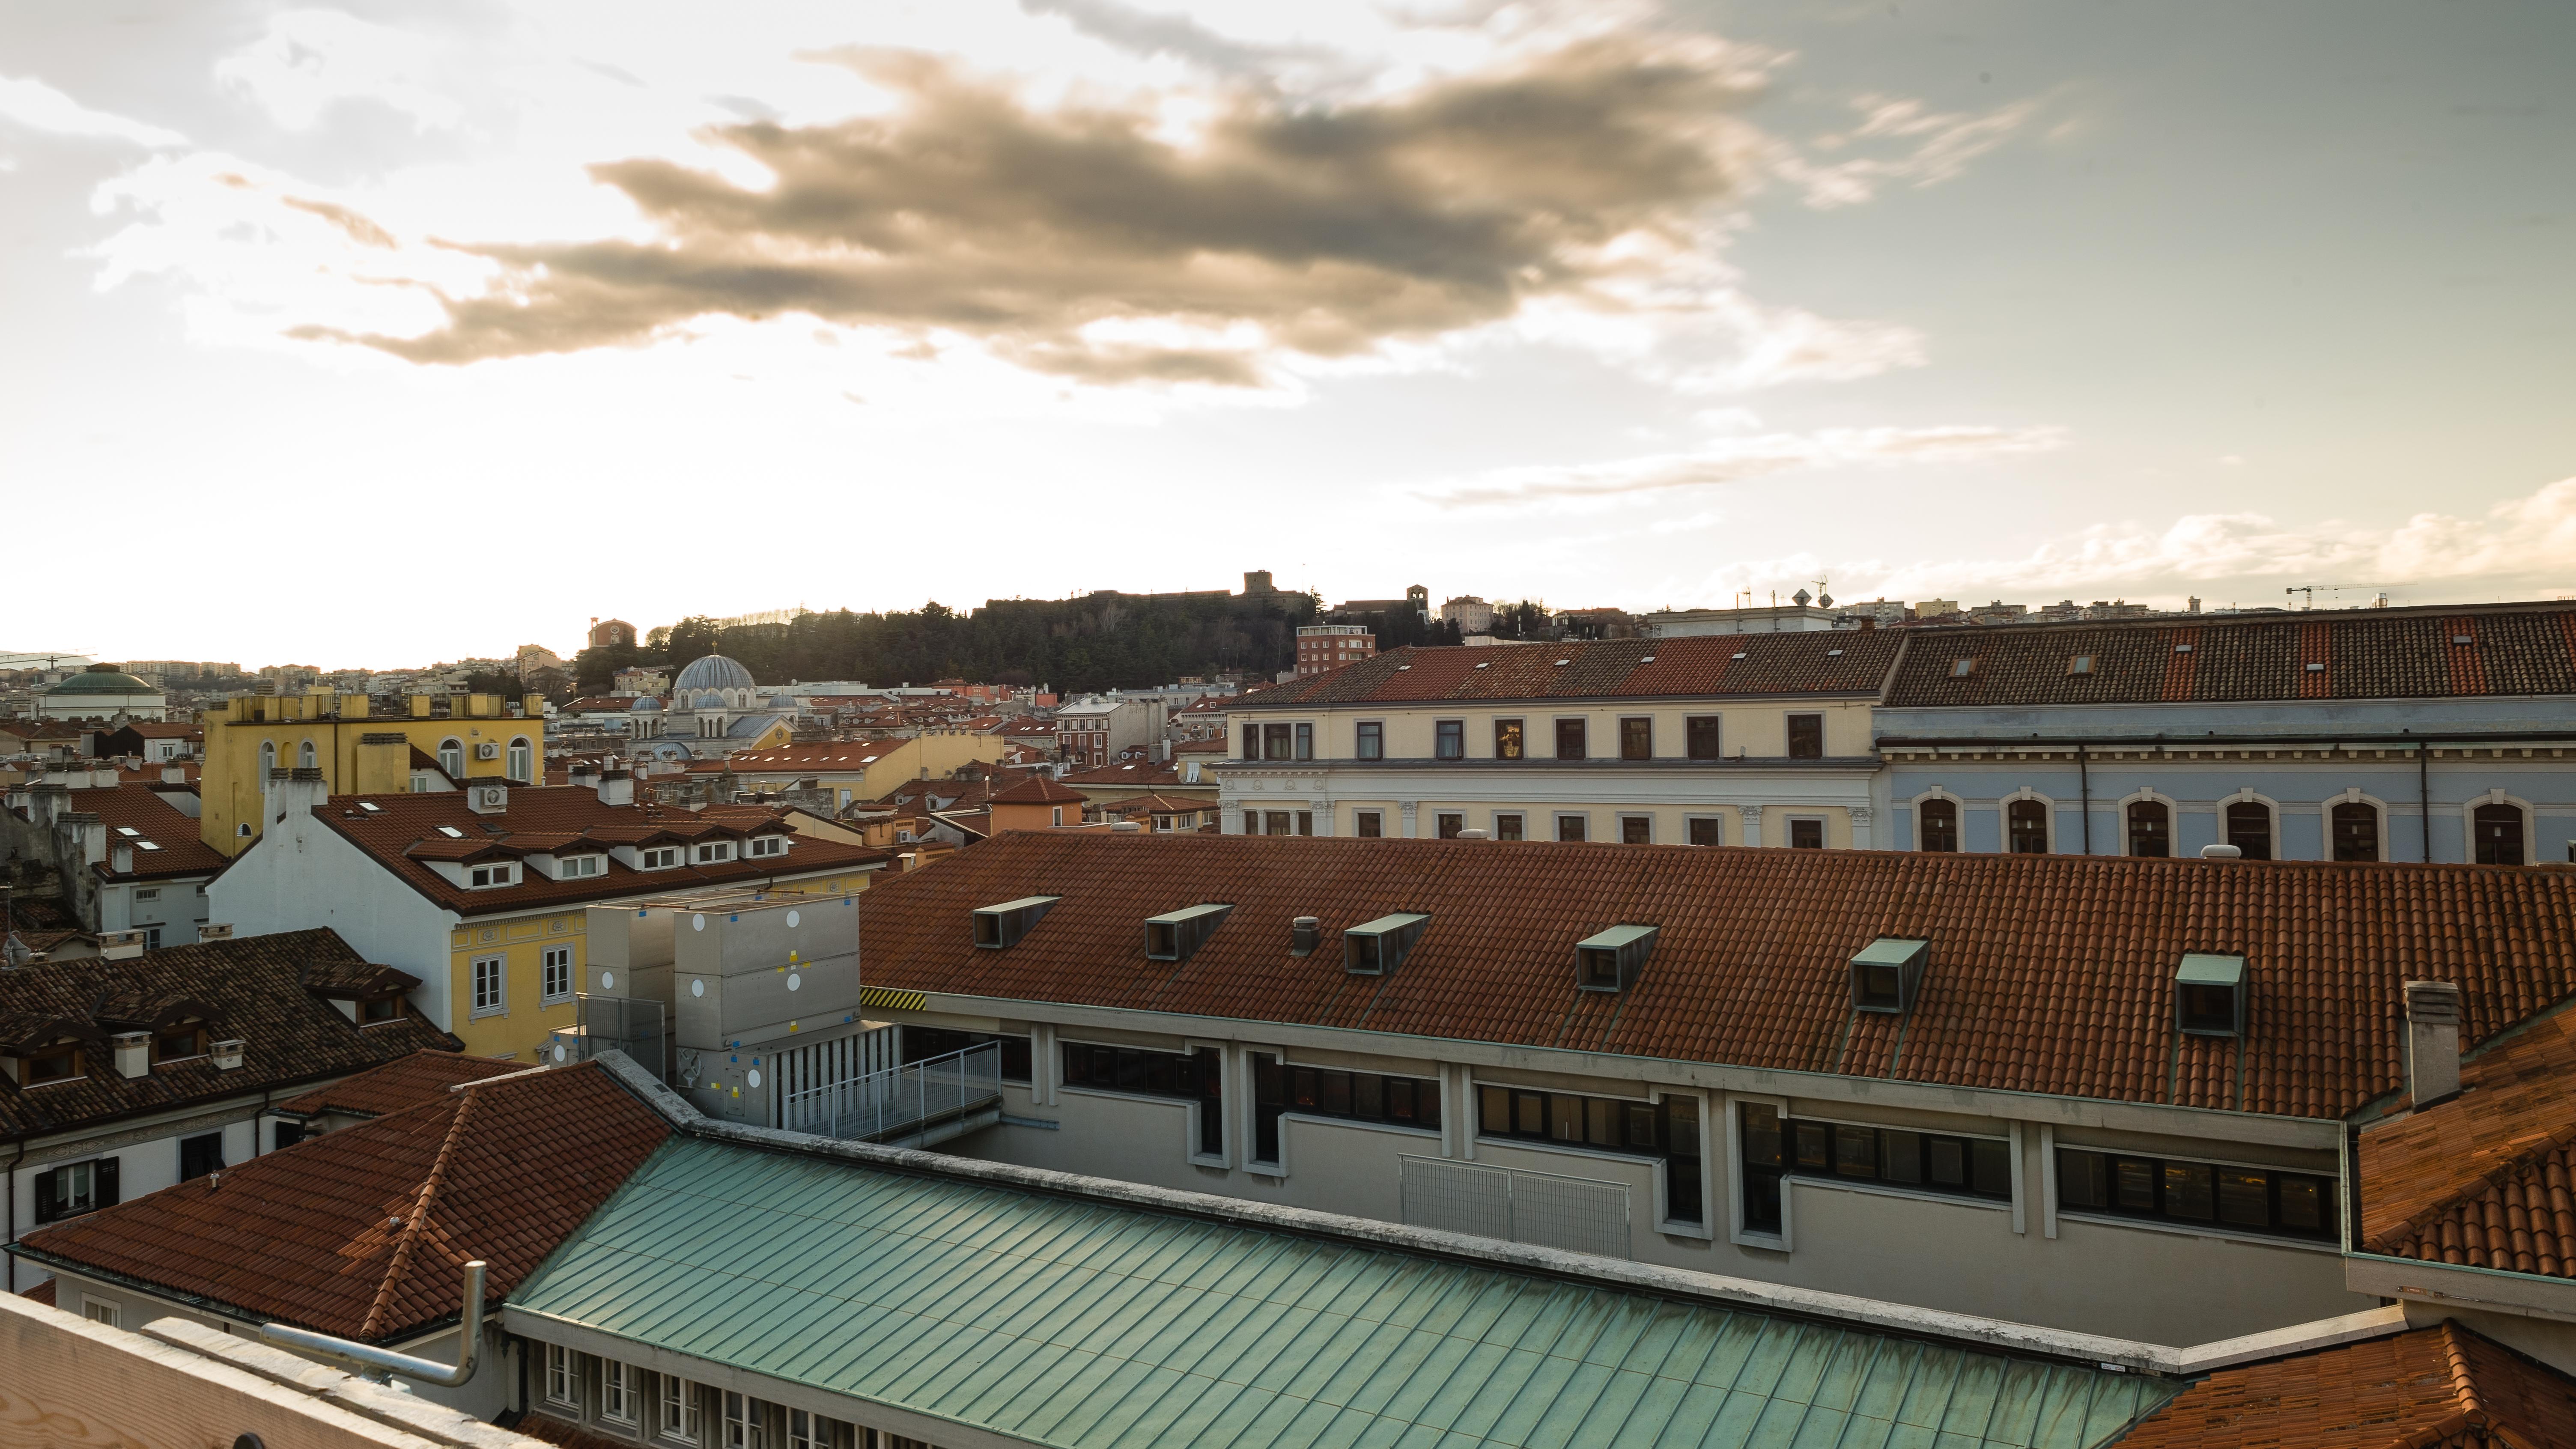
[358,1083,477,1340]
[2442,1320,2486,1428]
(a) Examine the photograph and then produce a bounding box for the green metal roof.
[1576,924,1659,952]
[510,1137,2174,1449]
[2174,953,2245,986]
[1851,939,1929,968]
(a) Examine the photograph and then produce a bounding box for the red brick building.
[1295,625,1375,677]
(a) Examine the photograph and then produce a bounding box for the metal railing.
[781,1042,1002,1143]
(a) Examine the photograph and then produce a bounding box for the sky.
[3,0,2570,668]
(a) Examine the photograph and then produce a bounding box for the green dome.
[47,669,158,695]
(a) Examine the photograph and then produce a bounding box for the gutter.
[1878,730,2572,749]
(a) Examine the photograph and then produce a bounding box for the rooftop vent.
[2305,662,2326,672]
[2200,842,2242,859]
[1343,912,1429,976]
[1290,916,1321,956]
[2175,953,2246,1037]
[2174,644,2193,653]
[973,895,1061,950]
[1850,937,1929,1014]
[2403,979,2463,1109]
[1145,903,1233,963]
[2451,634,2473,646]
[1575,924,1658,993]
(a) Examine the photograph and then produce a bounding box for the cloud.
[1847,476,2576,602]
[1419,423,2067,507]
[1017,0,1339,80]
[280,196,398,247]
[1775,92,2039,209]
[0,74,188,149]
[213,10,468,133]
[297,35,1771,383]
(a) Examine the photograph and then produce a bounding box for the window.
[84,1299,119,1328]
[562,852,607,876]
[1786,713,1824,759]
[544,1343,578,1408]
[788,1409,852,1449]
[602,1361,637,1425]
[1789,818,1825,849]
[1494,813,1524,842]
[25,1041,81,1085]
[1262,722,1294,760]
[1294,722,1313,760]
[2225,800,2273,859]
[1479,1085,1700,1225]
[35,1157,116,1222]
[1949,657,1976,678]
[722,1391,765,1449]
[1434,719,1465,760]
[507,737,534,784]
[2057,1147,2335,1241]
[641,846,681,869]
[1620,816,1651,845]
[1355,721,1383,760]
[362,994,402,1024]
[1052,807,1064,827]
[1494,719,1524,759]
[155,1022,206,1062]
[471,955,506,1017]
[2475,803,2526,866]
[1556,814,1587,842]
[694,841,733,863]
[1619,716,1652,760]
[297,739,316,768]
[542,946,573,1003]
[1919,799,1959,852]
[1436,812,1464,839]
[1242,724,1260,760]
[659,1374,700,1442]
[1355,811,1382,838]
[134,887,160,902]
[2007,799,2048,854]
[2332,801,2381,862]
[2127,799,2170,857]
[2066,654,2096,675]
[437,738,464,777]
[1685,716,1721,760]
[1063,1042,1223,1156]
[1739,1104,2009,1231]
[1255,1053,1441,1166]
[1687,817,1721,847]
[1553,718,1587,760]
[179,1131,225,1181]
[468,863,516,888]
[274,1121,306,1151]
[259,741,276,778]
[904,1027,1033,1083]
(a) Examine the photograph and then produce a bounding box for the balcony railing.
[781,1042,1002,1145]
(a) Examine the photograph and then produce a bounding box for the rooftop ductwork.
[1290,917,1320,956]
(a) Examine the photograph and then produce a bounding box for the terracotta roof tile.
[985,775,1088,806]
[1233,633,1904,709]
[860,834,2576,1119]
[18,1061,668,1342]
[2363,1009,2576,1277]
[0,929,453,1144]
[2114,1321,2576,1448]
[26,782,227,880]
[274,1049,526,1119]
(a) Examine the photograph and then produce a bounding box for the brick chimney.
[2404,980,2463,1109]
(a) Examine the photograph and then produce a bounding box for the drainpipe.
[4,1142,19,1295]
[2076,745,2092,856]
[262,1260,486,1386]
[2417,740,2431,863]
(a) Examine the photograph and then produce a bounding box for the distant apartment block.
[1294,625,1376,677]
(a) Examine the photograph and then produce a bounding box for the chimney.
[112,844,133,874]
[211,1038,244,1070]
[98,929,145,960]
[199,923,235,941]
[112,1032,151,1079]
[1291,917,1321,957]
[160,763,186,785]
[596,767,635,808]
[274,766,327,820]
[62,812,106,867]
[2404,980,2463,1109]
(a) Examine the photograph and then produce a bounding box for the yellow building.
[200,689,545,856]
[714,732,1010,811]
[206,770,891,1061]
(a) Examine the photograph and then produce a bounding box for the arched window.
[2007,799,2049,854]
[1917,799,1959,852]
[297,739,316,769]
[2475,803,2526,866]
[2127,800,2170,857]
[259,740,276,780]
[2224,801,2273,860]
[507,737,533,785]
[437,738,464,778]
[2332,801,2380,862]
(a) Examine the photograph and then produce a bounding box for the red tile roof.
[1887,601,2576,709]
[0,929,453,1143]
[722,743,903,773]
[2114,1321,2576,1448]
[2363,1009,2576,1277]
[306,786,888,918]
[18,1061,668,1342]
[985,775,1088,806]
[1231,634,1903,709]
[274,1049,526,1119]
[859,834,2576,1121]
[25,782,227,880]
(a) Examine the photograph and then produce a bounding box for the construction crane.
[2285,585,2401,611]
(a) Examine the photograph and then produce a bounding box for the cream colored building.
[1218,634,1900,846]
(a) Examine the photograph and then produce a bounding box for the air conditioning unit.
[474,742,501,760]
[477,787,506,808]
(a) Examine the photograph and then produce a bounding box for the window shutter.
[97,1156,121,1208]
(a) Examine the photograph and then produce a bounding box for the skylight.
[115,826,140,837]
[1474,661,1490,668]
[1732,652,1747,660]
[359,802,383,813]
[437,826,466,838]
[136,841,161,852]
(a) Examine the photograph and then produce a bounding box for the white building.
[36,668,167,722]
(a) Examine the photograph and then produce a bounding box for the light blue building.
[1873,602,2576,865]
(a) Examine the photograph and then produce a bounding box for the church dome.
[631,697,663,713]
[693,692,728,710]
[672,653,755,693]
[49,669,158,695]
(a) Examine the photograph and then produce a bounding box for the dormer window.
[1344,913,1430,976]
[26,1041,82,1085]
[468,862,518,888]
[361,995,402,1024]
[1145,904,1233,963]
[556,853,605,878]
[975,896,1061,949]
[1850,938,1929,1014]
[745,835,788,859]
[639,846,681,870]
[1575,924,1657,993]
[694,841,734,864]
[2176,954,2247,1037]
[154,1022,207,1063]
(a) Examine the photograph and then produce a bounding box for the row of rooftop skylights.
[971,898,2254,1032]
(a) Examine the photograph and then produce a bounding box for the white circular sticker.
[691,913,706,932]
[746,1068,762,1089]
[785,910,801,928]
[690,979,706,997]
[787,973,801,991]
[600,971,615,990]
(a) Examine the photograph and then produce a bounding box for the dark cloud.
[327,37,1755,383]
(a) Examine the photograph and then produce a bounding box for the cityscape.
[4,4,2574,1448]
